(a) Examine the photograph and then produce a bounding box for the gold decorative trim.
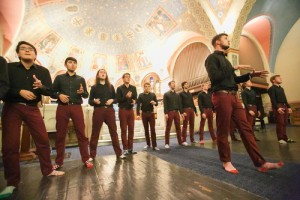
[230,0,256,49]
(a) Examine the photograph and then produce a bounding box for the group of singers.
[0,34,294,198]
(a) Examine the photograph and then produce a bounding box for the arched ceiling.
[39,0,187,55]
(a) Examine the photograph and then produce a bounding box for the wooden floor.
[0,124,299,200]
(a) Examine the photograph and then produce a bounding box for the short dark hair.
[211,33,228,47]
[181,81,187,88]
[168,80,175,86]
[270,75,280,83]
[16,41,37,55]
[144,82,151,87]
[122,73,130,78]
[64,57,77,65]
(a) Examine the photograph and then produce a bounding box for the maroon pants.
[181,108,195,142]
[273,104,289,141]
[55,105,89,165]
[212,92,265,167]
[142,112,157,148]
[165,111,182,145]
[199,108,216,141]
[119,108,135,150]
[90,107,122,158]
[245,105,257,135]
[1,103,53,187]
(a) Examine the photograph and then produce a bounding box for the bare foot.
[47,170,65,176]
[257,161,284,172]
[223,162,239,174]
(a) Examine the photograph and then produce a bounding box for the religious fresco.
[207,0,232,23]
[116,54,130,72]
[146,6,177,37]
[36,31,61,54]
[134,51,152,69]
[91,54,107,71]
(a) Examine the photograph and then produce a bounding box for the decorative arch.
[141,72,162,98]
[167,36,211,92]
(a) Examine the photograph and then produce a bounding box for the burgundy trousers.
[118,108,135,150]
[181,108,195,142]
[199,108,216,141]
[165,111,182,145]
[141,112,157,148]
[55,105,89,165]
[273,104,289,141]
[90,107,122,158]
[1,103,53,187]
[212,92,265,167]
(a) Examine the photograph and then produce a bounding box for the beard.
[67,69,75,73]
[220,44,230,50]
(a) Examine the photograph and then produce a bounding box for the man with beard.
[268,75,295,144]
[88,69,126,160]
[116,73,138,155]
[180,81,198,144]
[52,57,93,169]
[205,33,283,173]
[0,41,64,199]
[163,81,188,148]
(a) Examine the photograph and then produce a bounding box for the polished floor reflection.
[0,152,263,200]
[0,125,299,200]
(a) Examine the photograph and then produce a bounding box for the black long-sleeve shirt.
[205,51,251,92]
[163,90,182,114]
[179,91,197,113]
[136,92,158,116]
[0,56,9,100]
[241,88,257,111]
[88,83,117,108]
[197,91,213,113]
[268,85,290,109]
[52,73,88,104]
[4,62,52,105]
[116,84,137,109]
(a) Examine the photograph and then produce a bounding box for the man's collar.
[17,62,37,69]
[214,50,227,56]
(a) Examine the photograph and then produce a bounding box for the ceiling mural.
[4,0,253,91]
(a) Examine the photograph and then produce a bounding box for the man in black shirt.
[88,69,126,160]
[180,81,198,144]
[0,56,9,100]
[205,33,283,173]
[268,75,295,144]
[198,83,216,144]
[52,57,93,169]
[137,82,159,150]
[163,81,187,148]
[241,80,260,141]
[116,73,138,155]
[1,41,64,199]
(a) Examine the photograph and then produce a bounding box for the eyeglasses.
[19,47,35,52]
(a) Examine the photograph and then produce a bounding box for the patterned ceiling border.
[230,0,256,49]
[181,0,216,43]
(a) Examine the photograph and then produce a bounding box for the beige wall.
[275,19,300,102]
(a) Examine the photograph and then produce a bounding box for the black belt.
[168,110,179,112]
[143,111,154,113]
[59,102,81,105]
[16,102,37,107]
[96,106,112,108]
[183,107,193,109]
[215,90,237,95]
